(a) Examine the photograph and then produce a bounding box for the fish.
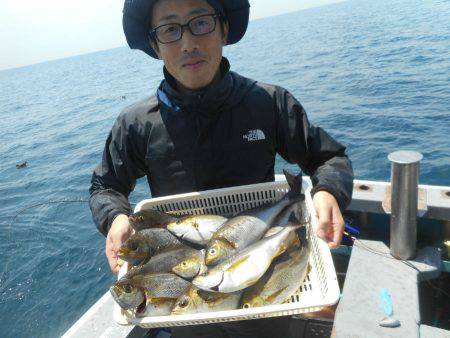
[193,224,303,293]
[129,209,179,232]
[121,247,202,280]
[205,170,303,266]
[172,249,208,279]
[110,272,190,313]
[110,282,145,310]
[166,215,228,245]
[171,286,242,315]
[205,216,268,266]
[118,228,197,266]
[240,227,310,309]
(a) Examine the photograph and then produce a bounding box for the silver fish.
[205,171,303,266]
[194,225,302,293]
[205,215,268,266]
[167,215,228,245]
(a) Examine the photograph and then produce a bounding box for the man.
[90,0,353,336]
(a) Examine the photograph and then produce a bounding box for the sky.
[0,0,344,71]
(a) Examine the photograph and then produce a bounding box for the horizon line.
[0,1,345,72]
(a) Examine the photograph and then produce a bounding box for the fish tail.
[287,212,307,229]
[286,212,309,247]
[296,225,308,246]
[283,170,304,201]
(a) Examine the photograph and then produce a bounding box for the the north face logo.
[243,129,266,142]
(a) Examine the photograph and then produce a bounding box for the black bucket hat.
[123,0,250,59]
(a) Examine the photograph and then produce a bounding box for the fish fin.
[128,215,144,223]
[305,264,312,279]
[226,254,250,273]
[140,256,151,266]
[175,215,192,223]
[149,297,176,305]
[286,236,301,253]
[288,211,299,224]
[296,226,308,247]
[199,262,208,276]
[283,170,304,201]
[219,237,238,249]
[130,210,180,231]
[197,289,226,303]
[264,227,284,237]
[245,276,263,288]
[287,212,309,233]
[273,244,287,259]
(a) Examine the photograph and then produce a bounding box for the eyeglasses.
[151,14,220,44]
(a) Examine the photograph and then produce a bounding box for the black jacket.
[89,58,353,236]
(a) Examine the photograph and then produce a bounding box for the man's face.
[151,0,228,90]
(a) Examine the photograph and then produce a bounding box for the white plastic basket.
[113,179,340,328]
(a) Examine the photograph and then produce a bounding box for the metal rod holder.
[388,150,423,260]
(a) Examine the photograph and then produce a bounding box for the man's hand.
[313,191,344,249]
[106,214,133,274]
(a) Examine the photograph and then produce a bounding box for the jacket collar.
[157,57,252,116]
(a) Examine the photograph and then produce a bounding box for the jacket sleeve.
[89,113,147,236]
[275,88,354,210]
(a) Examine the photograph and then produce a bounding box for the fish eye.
[243,303,250,309]
[209,248,216,255]
[179,298,189,308]
[128,241,139,251]
[123,284,133,293]
[182,261,187,266]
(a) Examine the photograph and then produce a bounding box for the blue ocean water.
[0,0,449,336]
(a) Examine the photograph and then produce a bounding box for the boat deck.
[333,241,441,338]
